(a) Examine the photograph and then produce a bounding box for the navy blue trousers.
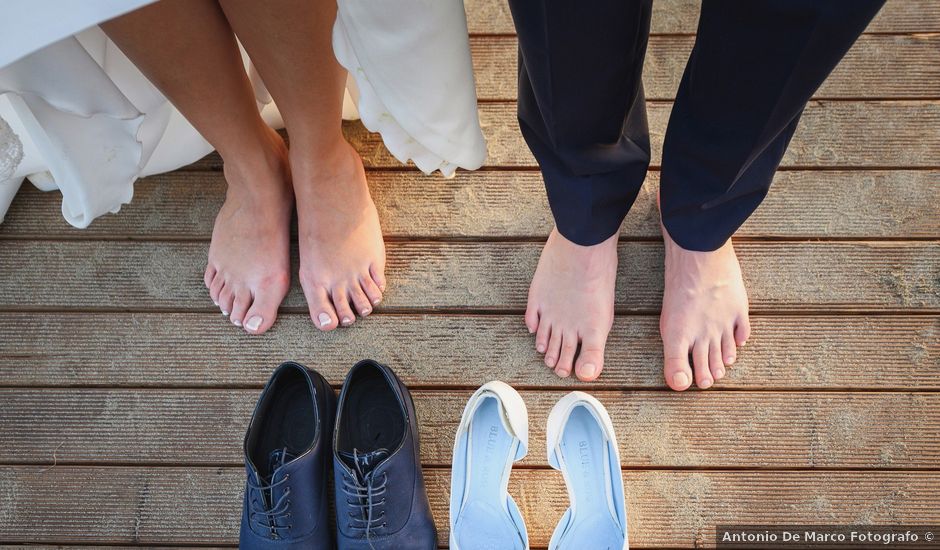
[507,0,885,250]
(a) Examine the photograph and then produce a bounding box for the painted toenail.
[318,313,332,327]
[581,364,597,378]
[341,317,352,325]
[233,319,242,327]
[245,316,262,331]
[222,311,229,316]
[725,356,735,365]
[673,371,691,388]
[537,344,546,353]
[372,298,381,305]
[213,300,218,306]
[361,308,371,316]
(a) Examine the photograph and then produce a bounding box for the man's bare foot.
[205,127,292,335]
[660,227,751,391]
[525,228,618,381]
[293,139,386,331]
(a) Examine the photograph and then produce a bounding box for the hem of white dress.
[331,15,485,178]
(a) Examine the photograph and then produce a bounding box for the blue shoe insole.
[453,397,525,550]
[557,406,624,549]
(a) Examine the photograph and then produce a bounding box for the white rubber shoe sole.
[449,381,529,550]
[546,391,628,550]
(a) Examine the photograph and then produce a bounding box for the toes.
[575,333,605,382]
[524,305,539,334]
[369,263,387,293]
[545,326,562,369]
[303,284,338,331]
[331,288,357,327]
[721,331,737,366]
[209,275,225,306]
[664,342,694,391]
[709,340,726,381]
[734,315,751,346]
[692,341,713,389]
[217,284,235,317]
[230,288,252,328]
[535,319,551,355]
[359,275,383,308]
[348,284,373,318]
[554,331,578,378]
[204,266,216,289]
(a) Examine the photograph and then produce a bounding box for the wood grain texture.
[0,467,937,547]
[0,241,935,311]
[2,389,937,469]
[469,35,940,101]
[464,0,940,35]
[0,313,936,390]
[184,101,940,170]
[3,170,937,240]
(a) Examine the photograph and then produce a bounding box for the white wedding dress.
[0,0,486,227]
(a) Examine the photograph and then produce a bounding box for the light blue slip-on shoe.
[450,381,529,550]
[547,391,628,550]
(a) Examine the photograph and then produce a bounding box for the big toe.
[242,282,287,335]
[302,283,338,331]
[664,346,694,391]
[574,334,606,382]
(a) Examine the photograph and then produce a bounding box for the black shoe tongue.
[340,448,390,480]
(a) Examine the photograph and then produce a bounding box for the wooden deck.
[0,0,938,547]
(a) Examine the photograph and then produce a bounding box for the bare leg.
[220,0,386,331]
[101,0,292,334]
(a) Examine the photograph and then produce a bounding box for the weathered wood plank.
[470,35,940,101]
[0,241,936,311]
[3,389,937,469]
[464,0,940,35]
[184,101,940,170]
[3,170,937,240]
[1,313,936,390]
[1,467,937,547]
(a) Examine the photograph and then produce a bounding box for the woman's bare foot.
[660,227,751,391]
[293,139,386,331]
[205,127,293,335]
[524,228,618,381]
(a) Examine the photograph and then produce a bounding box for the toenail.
[341,317,352,325]
[725,356,735,365]
[245,316,262,331]
[318,313,331,327]
[213,300,218,306]
[536,344,546,353]
[361,308,371,316]
[233,319,242,327]
[673,371,690,388]
[372,298,381,305]
[715,368,725,379]
[699,378,713,389]
[222,310,229,316]
[580,363,597,379]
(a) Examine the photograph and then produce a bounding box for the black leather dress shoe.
[240,361,336,549]
[333,359,437,549]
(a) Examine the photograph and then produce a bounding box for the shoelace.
[247,447,293,539]
[342,448,390,549]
